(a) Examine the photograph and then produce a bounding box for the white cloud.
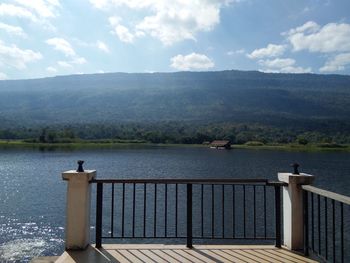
[13,0,60,18]
[56,56,87,69]
[284,21,320,36]
[258,58,311,73]
[0,3,37,21]
[46,37,86,70]
[57,61,73,68]
[320,53,350,72]
[46,38,76,57]
[0,22,27,37]
[227,49,245,56]
[92,0,237,45]
[286,21,350,53]
[46,66,57,73]
[170,53,214,71]
[259,58,295,68]
[0,72,8,80]
[247,44,286,59]
[0,40,42,70]
[0,1,60,29]
[71,57,87,65]
[109,16,135,43]
[96,40,110,53]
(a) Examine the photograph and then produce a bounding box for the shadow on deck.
[56,244,318,263]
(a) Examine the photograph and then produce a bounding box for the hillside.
[0,70,349,129]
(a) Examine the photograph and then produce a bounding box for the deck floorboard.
[56,244,319,263]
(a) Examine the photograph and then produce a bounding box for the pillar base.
[62,170,96,250]
[278,172,314,251]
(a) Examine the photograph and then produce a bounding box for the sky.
[1,0,350,80]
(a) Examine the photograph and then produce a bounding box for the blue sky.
[1,0,350,79]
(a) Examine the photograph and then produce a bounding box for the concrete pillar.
[62,164,96,250]
[278,172,314,250]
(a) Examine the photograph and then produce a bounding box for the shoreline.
[0,140,349,152]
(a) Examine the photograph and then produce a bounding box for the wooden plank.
[127,250,157,263]
[117,250,144,263]
[152,250,182,263]
[184,249,217,263]
[267,249,318,263]
[225,249,271,263]
[139,249,169,263]
[201,249,245,263]
[256,249,296,263]
[241,249,283,263]
[259,249,317,263]
[108,250,132,263]
[302,185,350,205]
[220,249,265,263]
[164,249,199,263]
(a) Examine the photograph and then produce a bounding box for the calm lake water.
[0,146,349,262]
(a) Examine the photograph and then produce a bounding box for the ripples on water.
[0,217,64,262]
[0,147,349,262]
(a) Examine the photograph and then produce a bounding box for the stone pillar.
[278,170,314,250]
[62,161,96,250]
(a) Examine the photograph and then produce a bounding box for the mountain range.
[0,70,349,131]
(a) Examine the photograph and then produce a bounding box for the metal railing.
[91,178,285,249]
[303,185,350,263]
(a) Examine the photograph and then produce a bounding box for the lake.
[0,146,349,262]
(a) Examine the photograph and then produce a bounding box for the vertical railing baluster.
[311,193,314,251]
[253,185,256,238]
[95,182,103,248]
[264,185,267,238]
[211,184,214,238]
[143,183,146,238]
[132,183,136,238]
[165,184,168,237]
[187,183,193,248]
[325,197,328,260]
[340,202,344,263]
[243,185,246,238]
[303,190,309,256]
[154,184,157,237]
[318,194,321,254]
[274,185,281,248]
[332,199,335,263]
[175,184,178,237]
[201,184,204,238]
[232,184,235,238]
[111,183,114,238]
[121,183,125,238]
[222,184,225,238]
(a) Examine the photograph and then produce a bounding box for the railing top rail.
[91,178,287,186]
[302,185,350,205]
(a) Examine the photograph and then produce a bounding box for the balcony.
[50,163,349,263]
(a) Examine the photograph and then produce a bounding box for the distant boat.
[210,140,231,149]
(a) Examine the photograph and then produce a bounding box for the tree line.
[1,122,349,145]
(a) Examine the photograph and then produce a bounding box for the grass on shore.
[0,139,349,152]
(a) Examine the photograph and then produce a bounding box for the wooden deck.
[56,244,319,263]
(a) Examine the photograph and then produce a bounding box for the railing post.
[278,168,314,251]
[303,190,309,256]
[274,185,282,248]
[187,184,193,248]
[62,161,96,250]
[95,182,103,248]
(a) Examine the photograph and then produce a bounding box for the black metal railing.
[303,185,350,263]
[91,178,286,249]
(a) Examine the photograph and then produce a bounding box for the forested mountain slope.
[0,70,349,128]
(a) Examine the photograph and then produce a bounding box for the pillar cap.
[278,172,314,185]
[62,170,96,181]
